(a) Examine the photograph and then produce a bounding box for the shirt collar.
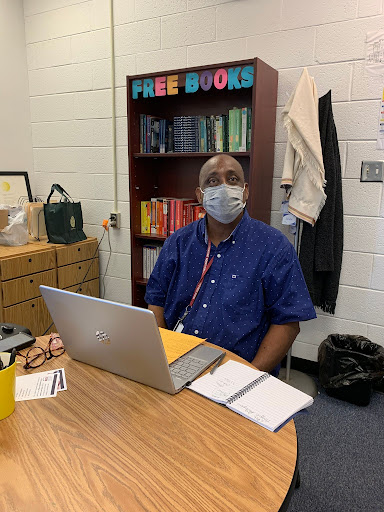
[200,209,251,244]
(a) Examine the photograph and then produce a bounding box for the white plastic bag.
[0,209,28,246]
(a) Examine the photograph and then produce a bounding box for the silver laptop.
[40,286,223,394]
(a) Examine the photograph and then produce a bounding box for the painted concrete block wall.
[23,0,384,359]
[0,0,33,173]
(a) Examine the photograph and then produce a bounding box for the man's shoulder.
[245,216,291,247]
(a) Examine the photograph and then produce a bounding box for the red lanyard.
[177,240,214,324]
[189,239,214,308]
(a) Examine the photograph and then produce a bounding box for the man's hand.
[251,322,300,373]
[148,305,168,329]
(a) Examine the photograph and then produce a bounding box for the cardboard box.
[0,209,8,230]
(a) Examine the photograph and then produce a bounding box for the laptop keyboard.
[169,354,207,381]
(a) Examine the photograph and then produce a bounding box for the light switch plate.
[360,161,384,182]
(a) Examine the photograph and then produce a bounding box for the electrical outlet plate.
[110,212,121,228]
[360,161,384,182]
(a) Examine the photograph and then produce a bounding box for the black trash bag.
[318,334,384,406]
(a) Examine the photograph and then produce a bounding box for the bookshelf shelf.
[133,152,250,158]
[135,234,167,241]
[127,58,278,307]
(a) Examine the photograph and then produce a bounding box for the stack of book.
[139,115,174,153]
[195,114,228,153]
[228,107,252,152]
[141,198,206,237]
[143,245,162,279]
[138,108,251,154]
[174,116,199,152]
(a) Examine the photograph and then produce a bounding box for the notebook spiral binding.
[226,373,270,404]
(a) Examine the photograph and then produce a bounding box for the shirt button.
[232,240,236,244]
[217,254,221,258]
[211,279,215,283]
[203,304,207,308]
[194,330,199,335]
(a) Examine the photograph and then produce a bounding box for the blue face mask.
[201,184,246,224]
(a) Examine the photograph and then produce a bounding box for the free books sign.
[131,66,254,99]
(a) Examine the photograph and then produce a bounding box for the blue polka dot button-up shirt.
[145,210,316,376]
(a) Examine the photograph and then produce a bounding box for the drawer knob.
[78,266,82,270]
[78,248,81,252]
[30,279,33,284]
[31,303,35,308]
[28,258,32,263]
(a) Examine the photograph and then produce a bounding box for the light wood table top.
[0,337,297,512]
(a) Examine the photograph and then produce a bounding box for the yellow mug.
[0,352,16,420]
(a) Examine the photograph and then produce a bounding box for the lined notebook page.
[187,360,265,404]
[227,375,314,431]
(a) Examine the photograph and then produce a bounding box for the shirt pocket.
[222,274,261,313]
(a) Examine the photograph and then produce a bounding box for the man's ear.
[195,186,203,204]
[243,183,249,203]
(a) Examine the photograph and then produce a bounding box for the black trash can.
[318,334,384,406]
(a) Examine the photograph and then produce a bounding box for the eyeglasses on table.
[17,334,65,370]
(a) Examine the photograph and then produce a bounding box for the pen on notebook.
[210,352,226,375]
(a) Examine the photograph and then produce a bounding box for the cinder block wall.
[23,0,384,360]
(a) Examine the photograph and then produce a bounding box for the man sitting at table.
[145,154,316,376]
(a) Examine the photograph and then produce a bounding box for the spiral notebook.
[187,360,314,432]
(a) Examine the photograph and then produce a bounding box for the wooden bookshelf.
[127,58,278,307]
[133,152,250,158]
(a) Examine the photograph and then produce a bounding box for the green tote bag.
[43,184,87,244]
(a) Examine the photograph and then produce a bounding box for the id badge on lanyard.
[173,240,214,333]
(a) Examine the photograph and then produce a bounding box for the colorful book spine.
[218,116,224,152]
[175,200,182,231]
[139,114,145,153]
[140,201,151,234]
[162,199,168,236]
[159,119,164,153]
[240,107,247,152]
[146,116,151,153]
[234,108,241,152]
[223,114,229,152]
[247,108,252,151]
[167,123,174,152]
[229,109,234,152]
[169,199,176,235]
[150,198,157,234]
[150,246,155,276]
[143,245,148,278]
[199,116,206,152]
[211,116,216,152]
[156,198,163,235]
[151,118,160,153]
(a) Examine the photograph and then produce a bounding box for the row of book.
[143,245,162,279]
[140,115,173,153]
[139,108,252,154]
[141,198,206,237]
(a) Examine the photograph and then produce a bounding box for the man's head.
[195,155,249,225]
[196,154,249,204]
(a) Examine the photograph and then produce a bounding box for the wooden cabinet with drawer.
[54,238,99,294]
[0,237,99,337]
[0,244,56,336]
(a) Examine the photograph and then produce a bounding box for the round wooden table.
[0,338,298,512]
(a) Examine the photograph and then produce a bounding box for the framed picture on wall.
[0,171,33,206]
